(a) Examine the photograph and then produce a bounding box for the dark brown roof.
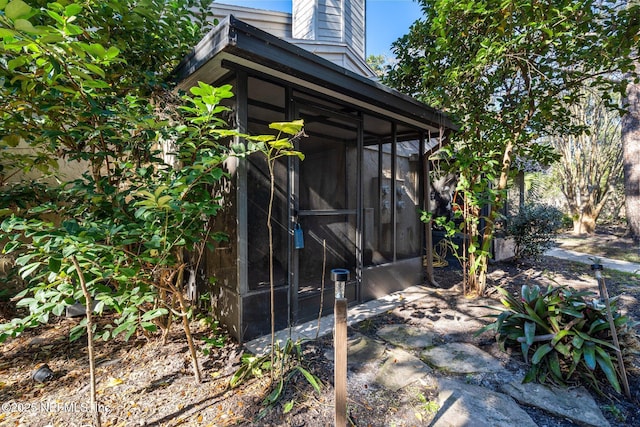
[172,15,457,133]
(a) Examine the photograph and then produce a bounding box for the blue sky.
[216,0,424,57]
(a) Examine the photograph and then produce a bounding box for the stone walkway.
[331,328,610,427]
[244,247,634,426]
[545,247,640,275]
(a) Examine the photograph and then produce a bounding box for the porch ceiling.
[172,15,457,136]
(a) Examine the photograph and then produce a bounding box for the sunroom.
[173,15,456,342]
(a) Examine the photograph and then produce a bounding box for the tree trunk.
[475,139,516,296]
[573,212,597,235]
[175,283,202,383]
[623,77,640,241]
[71,256,101,427]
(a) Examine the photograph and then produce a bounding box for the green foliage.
[238,117,305,378]
[423,145,500,266]
[506,204,563,261]
[0,0,228,346]
[561,213,575,230]
[1,73,305,346]
[0,81,237,343]
[386,0,640,293]
[479,284,637,393]
[413,392,439,422]
[1,214,165,343]
[0,0,310,389]
[602,403,627,423]
[230,339,322,411]
[198,317,225,356]
[0,0,214,185]
[366,54,391,78]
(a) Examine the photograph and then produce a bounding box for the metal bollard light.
[331,268,349,299]
[331,268,349,426]
[590,263,605,299]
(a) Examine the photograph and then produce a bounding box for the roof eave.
[172,16,458,132]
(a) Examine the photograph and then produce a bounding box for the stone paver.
[346,334,386,367]
[242,248,631,426]
[374,348,432,391]
[421,342,503,373]
[501,381,611,427]
[376,324,434,349]
[244,284,432,355]
[324,333,386,367]
[432,378,538,427]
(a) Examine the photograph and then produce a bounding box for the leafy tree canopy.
[388,0,639,151]
[366,54,391,77]
[0,0,307,353]
[0,0,215,185]
[385,0,640,293]
[0,0,220,344]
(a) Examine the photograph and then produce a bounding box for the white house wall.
[210,3,291,39]
[213,1,375,78]
[294,0,365,59]
[2,140,91,185]
[292,0,316,40]
[291,40,373,76]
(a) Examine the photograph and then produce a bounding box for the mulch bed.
[0,255,638,426]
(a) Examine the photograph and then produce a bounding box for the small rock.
[32,364,54,383]
[376,324,434,349]
[501,381,610,427]
[421,342,503,373]
[29,337,47,346]
[374,348,432,391]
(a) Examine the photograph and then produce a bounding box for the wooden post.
[334,297,347,427]
[331,268,349,426]
[592,263,632,399]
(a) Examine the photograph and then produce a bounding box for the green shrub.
[479,284,637,394]
[0,83,236,344]
[230,338,322,413]
[561,213,574,230]
[507,204,563,260]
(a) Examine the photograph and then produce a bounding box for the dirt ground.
[0,249,639,426]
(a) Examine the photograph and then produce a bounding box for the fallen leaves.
[104,377,124,388]
[1,318,331,425]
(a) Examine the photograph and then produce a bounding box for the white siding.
[211,3,292,39]
[293,0,316,40]
[292,40,375,77]
[316,0,343,43]
[213,1,373,77]
[294,0,365,59]
[344,0,365,58]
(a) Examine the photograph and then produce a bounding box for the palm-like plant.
[479,284,637,394]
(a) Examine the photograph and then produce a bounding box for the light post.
[331,268,349,426]
[591,262,631,398]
